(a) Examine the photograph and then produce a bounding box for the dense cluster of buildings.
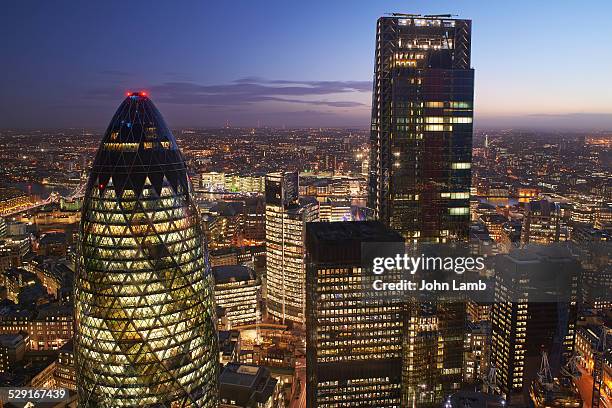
[0,12,609,408]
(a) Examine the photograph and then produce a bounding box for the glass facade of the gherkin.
[75,92,218,407]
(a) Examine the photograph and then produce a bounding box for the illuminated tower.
[265,172,318,325]
[368,14,474,242]
[75,92,218,407]
[305,221,405,407]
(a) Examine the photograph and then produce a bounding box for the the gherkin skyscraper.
[75,92,218,407]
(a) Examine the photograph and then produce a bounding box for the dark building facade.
[305,221,405,407]
[402,299,466,405]
[75,92,218,407]
[490,246,579,405]
[219,363,280,407]
[368,15,474,242]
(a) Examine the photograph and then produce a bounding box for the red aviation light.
[125,91,148,97]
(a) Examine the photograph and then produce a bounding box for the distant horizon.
[2,120,612,133]
[2,1,612,129]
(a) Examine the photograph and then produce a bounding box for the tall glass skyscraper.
[368,15,474,243]
[265,172,318,325]
[75,92,218,407]
[367,15,474,405]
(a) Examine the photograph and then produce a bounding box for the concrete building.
[219,363,281,408]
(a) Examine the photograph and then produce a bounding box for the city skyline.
[0,5,609,408]
[2,0,612,129]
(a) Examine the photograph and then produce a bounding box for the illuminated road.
[574,365,611,408]
[290,357,306,408]
[575,366,593,408]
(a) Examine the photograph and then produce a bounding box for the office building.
[318,200,353,222]
[0,333,27,373]
[29,302,73,350]
[444,391,505,408]
[219,330,241,365]
[0,235,31,269]
[54,339,76,391]
[521,199,569,245]
[0,267,38,302]
[243,197,266,245]
[402,299,466,405]
[265,172,318,325]
[75,92,218,407]
[305,221,404,407]
[219,362,282,408]
[490,246,579,405]
[213,265,261,329]
[463,322,489,384]
[368,14,474,242]
[479,213,508,243]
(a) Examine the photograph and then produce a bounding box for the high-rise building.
[75,92,218,407]
[401,299,466,405]
[305,221,405,407]
[243,197,266,245]
[490,246,579,405]
[463,321,489,385]
[213,265,261,330]
[368,14,474,242]
[265,172,318,325]
[521,199,569,245]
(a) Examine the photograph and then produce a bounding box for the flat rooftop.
[212,265,254,284]
[306,221,403,243]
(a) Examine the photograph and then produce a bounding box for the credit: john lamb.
[372,279,488,292]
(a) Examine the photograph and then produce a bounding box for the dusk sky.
[2,0,612,129]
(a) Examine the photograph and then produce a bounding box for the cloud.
[235,78,372,92]
[251,97,365,107]
[80,77,371,127]
[86,77,370,109]
[147,78,371,106]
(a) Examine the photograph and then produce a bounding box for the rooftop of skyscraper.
[306,220,403,242]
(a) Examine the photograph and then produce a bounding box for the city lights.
[0,3,610,408]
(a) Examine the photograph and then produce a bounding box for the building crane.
[482,364,501,395]
[560,353,582,379]
[537,351,554,391]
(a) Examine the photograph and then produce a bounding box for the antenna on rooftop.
[388,13,421,17]
[423,14,457,18]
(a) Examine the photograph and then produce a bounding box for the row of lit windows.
[451,162,471,169]
[103,141,171,151]
[440,192,470,199]
[425,101,471,108]
[449,207,469,215]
